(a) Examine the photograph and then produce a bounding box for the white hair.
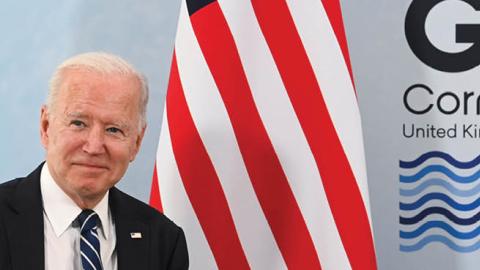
[47,52,149,130]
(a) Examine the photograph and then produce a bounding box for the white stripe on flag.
[156,106,217,269]
[287,0,372,222]
[217,1,352,269]
[174,2,287,269]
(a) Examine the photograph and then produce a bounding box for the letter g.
[405,0,480,72]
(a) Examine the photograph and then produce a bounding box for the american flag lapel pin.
[130,232,142,239]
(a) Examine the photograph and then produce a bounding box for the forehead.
[60,69,140,94]
[56,70,141,120]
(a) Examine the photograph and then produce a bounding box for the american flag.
[150,0,377,269]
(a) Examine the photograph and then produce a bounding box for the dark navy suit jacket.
[0,163,189,270]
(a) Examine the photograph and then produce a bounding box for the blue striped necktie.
[78,210,103,270]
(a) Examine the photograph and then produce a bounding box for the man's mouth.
[72,162,108,170]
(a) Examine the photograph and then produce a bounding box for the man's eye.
[106,127,123,134]
[71,120,85,128]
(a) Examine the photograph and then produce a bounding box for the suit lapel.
[4,165,152,270]
[110,188,150,270]
[5,164,45,270]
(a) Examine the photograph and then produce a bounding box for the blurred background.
[0,0,181,202]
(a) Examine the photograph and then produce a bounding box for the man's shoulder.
[0,176,31,205]
[109,187,180,231]
[0,163,45,215]
[0,177,25,192]
[109,189,188,268]
[0,163,43,200]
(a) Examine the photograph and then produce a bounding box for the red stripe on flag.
[149,161,163,212]
[320,0,355,88]
[251,1,377,269]
[167,54,250,270]
[190,3,321,269]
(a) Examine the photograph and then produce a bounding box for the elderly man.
[0,52,188,270]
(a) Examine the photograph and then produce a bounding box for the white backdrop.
[344,0,480,269]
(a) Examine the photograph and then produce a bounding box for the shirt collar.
[40,162,112,239]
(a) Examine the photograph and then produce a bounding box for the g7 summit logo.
[405,0,480,72]
[399,151,480,253]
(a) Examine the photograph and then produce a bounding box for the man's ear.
[130,125,146,162]
[40,105,50,149]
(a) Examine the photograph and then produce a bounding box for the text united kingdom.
[403,123,480,139]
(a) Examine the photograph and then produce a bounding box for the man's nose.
[82,126,106,155]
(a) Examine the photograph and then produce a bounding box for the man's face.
[40,69,145,205]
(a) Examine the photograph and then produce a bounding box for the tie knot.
[78,209,99,232]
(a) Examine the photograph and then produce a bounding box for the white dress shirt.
[41,163,117,270]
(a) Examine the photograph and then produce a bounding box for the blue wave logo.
[399,151,480,253]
